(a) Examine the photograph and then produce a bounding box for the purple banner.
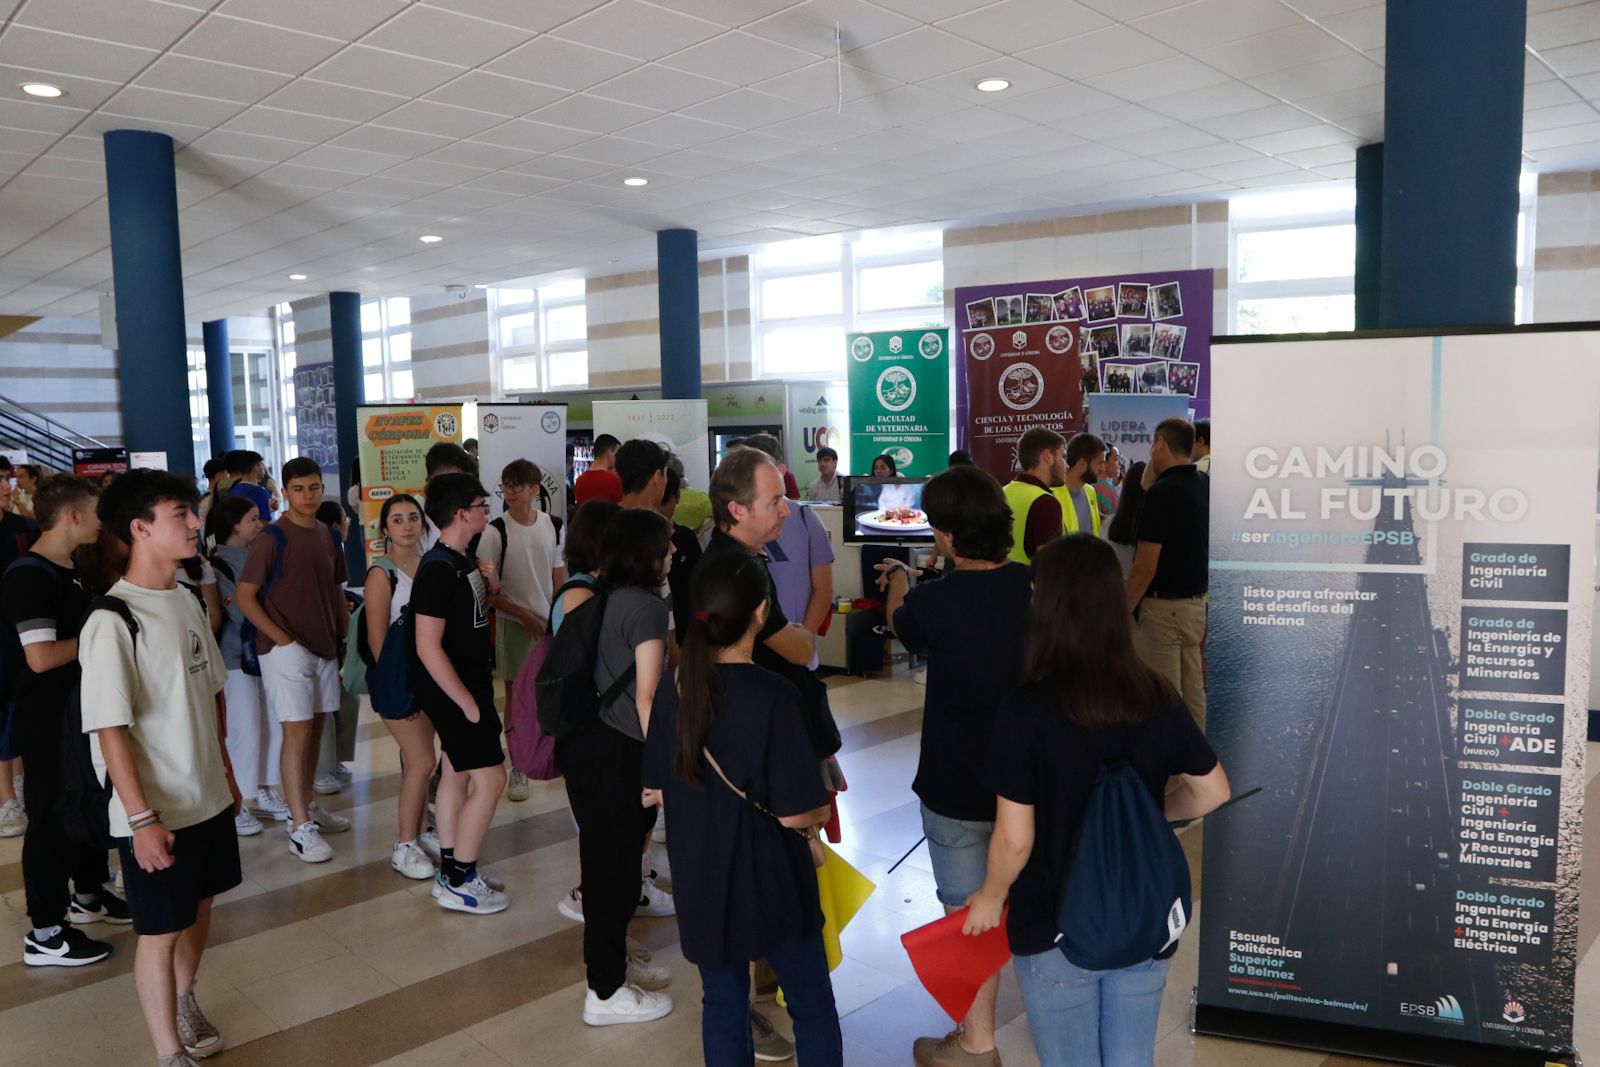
[954,267,1214,450]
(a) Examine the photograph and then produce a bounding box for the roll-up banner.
[1197,327,1599,1066]
[960,321,1084,483]
[1085,393,1191,468]
[593,399,711,489]
[355,404,462,564]
[845,329,949,478]
[477,403,567,526]
[785,382,848,490]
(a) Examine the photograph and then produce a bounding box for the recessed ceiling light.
[419,234,443,243]
[975,78,1011,93]
[623,176,649,187]
[473,284,488,289]
[288,273,307,281]
[20,82,64,98]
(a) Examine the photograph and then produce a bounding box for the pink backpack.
[506,635,559,779]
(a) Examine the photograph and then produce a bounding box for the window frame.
[361,296,413,402]
[1229,208,1355,335]
[492,283,588,394]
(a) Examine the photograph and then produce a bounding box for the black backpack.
[534,579,636,740]
[58,596,135,851]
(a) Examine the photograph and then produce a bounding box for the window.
[1230,188,1355,336]
[753,230,944,379]
[491,280,588,392]
[362,297,413,401]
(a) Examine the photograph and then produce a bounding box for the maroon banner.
[964,321,1085,482]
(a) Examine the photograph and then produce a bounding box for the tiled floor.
[0,675,1594,1066]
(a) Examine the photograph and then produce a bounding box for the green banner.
[845,329,948,477]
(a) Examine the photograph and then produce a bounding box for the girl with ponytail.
[642,550,842,1067]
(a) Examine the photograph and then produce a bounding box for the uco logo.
[888,335,903,355]
[888,446,913,469]
[188,630,203,662]
[919,332,943,358]
[435,412,458,438]
[999,363,1043,411]
[876,366,916,412]
[850,336,874,362]
[541,410,561,433]
[1502,1001,1525,1025]
[969,333,994,361]
[1011,330,1028,350]
[1045,326,1073,354]
[482,413,501,434]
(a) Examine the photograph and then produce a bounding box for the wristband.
[126,808,154,824]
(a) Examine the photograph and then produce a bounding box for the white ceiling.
[0,0,1596,319]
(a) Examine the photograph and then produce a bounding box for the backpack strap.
[208,554,235,585]
[87,595,139,643]
[259,523,288,589]
[490,516,509,580]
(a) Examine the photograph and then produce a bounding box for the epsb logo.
[1400,996,1464,1023]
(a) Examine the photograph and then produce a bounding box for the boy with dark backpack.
[1,475,125,968]
[80,470,237,1067]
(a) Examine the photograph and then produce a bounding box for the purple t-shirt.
[764,502,834,627]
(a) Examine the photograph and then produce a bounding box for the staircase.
[0,392,112,473]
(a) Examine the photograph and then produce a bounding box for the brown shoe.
[913,1028,1001,1067]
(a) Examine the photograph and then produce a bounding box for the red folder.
[900,908,1012,1023]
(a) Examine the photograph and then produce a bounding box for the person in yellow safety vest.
[1052,432,1108,537]
[1000,427,1068,564]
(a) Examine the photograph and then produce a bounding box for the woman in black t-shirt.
[643,551,840,1067]
[964,535,1229,1067]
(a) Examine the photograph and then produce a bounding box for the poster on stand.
[1086,393,1191,468]
[961,321,1085,483]
[954,268,1213,461]
[476,403,567,525]
[292,361,339,481]
[593,400,710,488]
[355,404,462,564]
[845,329,948,478]
[1196,328,1599,1066]
[785,382,848,491]
[73,447,128,479]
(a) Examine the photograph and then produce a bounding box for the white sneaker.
[557,887,584,923]
[626,936,651,962]
[334,764,353,787]
[307,801,350,833]
[436,873,508,915]
[287,821,333,863]
[583,983,672,1027]
[233,809,263,837]
[431,868,505,898]
[0,798,26,838]
[506,768,530,802]
[644,851,670,884]
[627,955,672,991]
[253,787,290,822]
[313,774,342,796]
[651,805,666,843]
[391,842,434,880]
[417,829,441,863]
[637,875,674,918]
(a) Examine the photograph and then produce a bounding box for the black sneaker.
[23,926,113,968]
[68,891,133,926]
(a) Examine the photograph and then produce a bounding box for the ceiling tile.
[1251,52,1385,99]
[746,0,919,54]
[1527,1,1600,50]
[840,84,965,124]
[1195,103,1326,139]
[936,0,1110,52]
[334,124,455,157]
[1143,80,1279,122]
[265,163,362,190]
[286,143,414,175]
[762,109,881,145]
[1085,54,1232,102]
[175,16,343,75]
[15,0,204,50]
[81,110,212,144]
[903,105,1032,142]
[1294,83,1385,122]
[380,157,492,185]
[560,136,668,166]
[189,128,315,163]
[590,65,732,110]
[217,0,406,38]
[0,63,123,110]
[136,55,293,104]
[362,5,534,66]
[1524,79,1581,109]
[487,36,637,90]
[308,45,464,97]
[474,118,593,153]
[754,59,900,107]
[1132,0,1303,52]
[622,112,739,148]
[1239,124,1354,156]
[1316,5,1385,51]
[461,170,563,195]
[699,130,805,162]
[1196,24,1356,79]
[1017,25,1179,84]
[102,86,242,128]
[425,0,602,32]
[1525,101,1600,131]
[0,26,157,81]
[986,81,1124,122]
[552,1,724,60]
[1541,39,1600,76]
[681,88,813,125]
[512,155,614,181]
[530,93,659,134]
[659,30,818,85]
[646,149,739,177]
[424,71,567,116]
[377,100,505,138]
[844,27,1002,82]
[260,79,406,123]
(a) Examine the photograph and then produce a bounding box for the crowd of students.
[0,412,1223,1067]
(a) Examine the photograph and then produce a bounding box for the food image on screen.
[852,479,931,535]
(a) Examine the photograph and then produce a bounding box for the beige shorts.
[259,641,341,724]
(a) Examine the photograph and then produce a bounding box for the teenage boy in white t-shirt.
[475,459,565,802]
[81,470,238,1067]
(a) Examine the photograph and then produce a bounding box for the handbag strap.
[702,746,769,815]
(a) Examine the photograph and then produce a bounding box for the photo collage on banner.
[292,361,339,480]
[1198,329,1600,1064]
[355,404,462,564]
[476,403,568,527]
[845,329,949,477]
[955,268,1212,480]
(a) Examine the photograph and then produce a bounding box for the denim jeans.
[920,804,994,908]
[1013,949,1171,1067]
[698,931,842,1067]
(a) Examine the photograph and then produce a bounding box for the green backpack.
[342,557,398,696]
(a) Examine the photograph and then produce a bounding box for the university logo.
[435,412,458,438]
[888,335,904,355]
[1011,330,1028,350]
[850,336,874,362]
[919,332,943,359]
[969,333,994,361]
[1046,325,1073,354]
[888,446,913,469]
[999,363,1044,411]
[541,410,562,433]
[876,366,916,412]
[1502,1001,1525,1025]
[482,413,500,434]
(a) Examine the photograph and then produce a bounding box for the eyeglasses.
[466,502,492,512]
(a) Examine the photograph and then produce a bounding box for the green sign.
[845,328,949,477]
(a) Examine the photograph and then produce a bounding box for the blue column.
[202,319,235,457]
[1353,144,1382,332]
[103,130,193,473]
[329,292,365,576]
[656,228,702,398]
[1378,0,1525,329]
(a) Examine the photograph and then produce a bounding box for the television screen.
[842,476,934,544]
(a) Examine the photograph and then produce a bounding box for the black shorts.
[117,806,242,936]
[422,693,505,772]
